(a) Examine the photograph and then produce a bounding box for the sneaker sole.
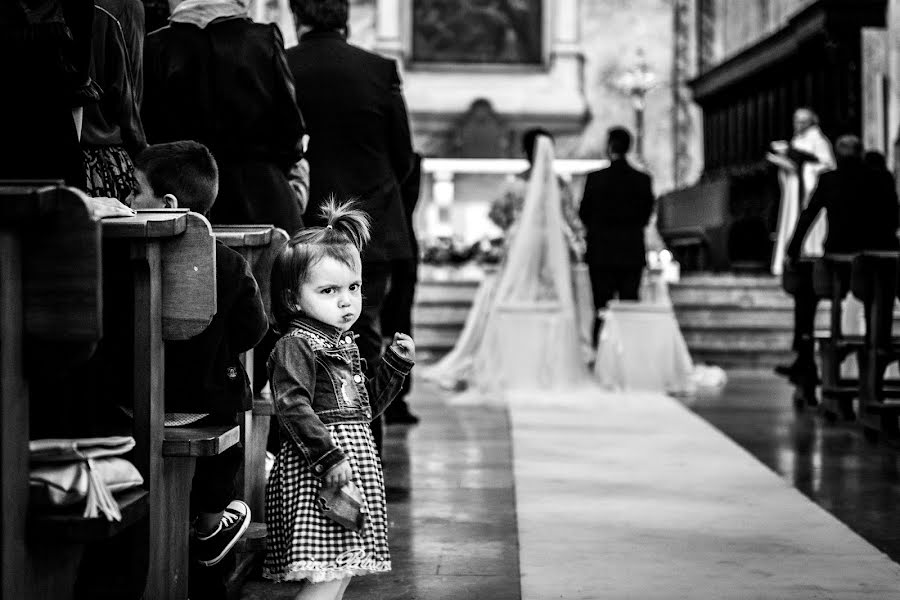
[197,514,251,567]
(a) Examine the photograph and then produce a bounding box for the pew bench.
[0,184,149,599]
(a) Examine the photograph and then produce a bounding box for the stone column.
[374,0,404,63]
[887,0,900,169]
[551,0,582,81]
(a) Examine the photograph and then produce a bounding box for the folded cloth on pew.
[29,436,144,522]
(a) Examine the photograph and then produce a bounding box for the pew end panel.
[1,184,152,599]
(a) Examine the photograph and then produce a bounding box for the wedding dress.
[421,136,591,393]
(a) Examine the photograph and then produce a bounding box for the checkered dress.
[263,422,391,583]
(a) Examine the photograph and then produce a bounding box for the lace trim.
[263,564,390,584]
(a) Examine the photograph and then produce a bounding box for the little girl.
[264,199,415,599]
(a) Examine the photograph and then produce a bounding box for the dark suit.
[579,158,655,325]
[787,163,900,354]
[287,30,414,450]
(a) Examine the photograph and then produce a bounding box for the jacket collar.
[300,30,346,42]
[290,316,348,346]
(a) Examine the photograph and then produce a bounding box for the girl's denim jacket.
[268,317,414,477]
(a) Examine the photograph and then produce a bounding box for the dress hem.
[262,564,391,584]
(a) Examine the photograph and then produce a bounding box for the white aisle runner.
[508,389,900,600]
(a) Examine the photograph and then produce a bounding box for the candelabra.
[615,51,657,159]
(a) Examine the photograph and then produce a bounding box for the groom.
[579,127,656,344]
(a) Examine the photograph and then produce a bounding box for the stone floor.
[241,382,521,600]
[689,374,900,565]
[243,374,900,599]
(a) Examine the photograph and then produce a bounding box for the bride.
[421,132,592,393]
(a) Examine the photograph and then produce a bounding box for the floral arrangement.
[487,188,525,232]
[420,236,505,266]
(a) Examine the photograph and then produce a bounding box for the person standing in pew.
[782,134,900,385]
[265,199,415,598]
[130,141,269,567]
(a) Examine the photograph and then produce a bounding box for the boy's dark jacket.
[165,241,267,413]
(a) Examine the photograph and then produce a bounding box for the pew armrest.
[29,488,149,543]
[163,425,240,457]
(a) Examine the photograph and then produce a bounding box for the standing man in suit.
[579,127,656,344]
[781,134,900,386]
[287,0,414,451]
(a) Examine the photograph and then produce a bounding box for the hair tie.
[326,224,334,229]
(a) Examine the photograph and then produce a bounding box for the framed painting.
[412,0,543,65]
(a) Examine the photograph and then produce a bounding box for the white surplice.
[769,126,835,275]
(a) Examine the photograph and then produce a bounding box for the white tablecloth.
[594,300,694,394]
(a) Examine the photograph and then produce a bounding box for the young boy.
[131,141,268,566]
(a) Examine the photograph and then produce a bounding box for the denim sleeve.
[366,346,414,421]
[269,336,345,477]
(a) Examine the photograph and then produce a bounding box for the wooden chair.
[101,208,239,599]
[812,254,861,421]
[0,184,149,599]
[851,252,900,440]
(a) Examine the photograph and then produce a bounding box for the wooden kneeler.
[0,184,149,599]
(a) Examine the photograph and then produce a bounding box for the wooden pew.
[213,225,288,517]
[851,252,900,440]
[211,225,288,597]
[0,184,149,599]
[812,254,861,421]
[101,208,239,599]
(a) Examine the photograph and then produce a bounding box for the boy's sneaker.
[193,500,251,567]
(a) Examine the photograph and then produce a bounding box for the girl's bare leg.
[334,576,352,600]
[294,579,344,600]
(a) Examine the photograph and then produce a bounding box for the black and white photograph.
[4,0,900,598]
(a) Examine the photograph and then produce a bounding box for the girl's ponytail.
[319,196,371,251]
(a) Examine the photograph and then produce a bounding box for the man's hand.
[390,332,416,362]
[324,460,352,489]
[89,196,136,219]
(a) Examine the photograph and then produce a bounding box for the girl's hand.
[324,460,352,489]
[391,332,416,361]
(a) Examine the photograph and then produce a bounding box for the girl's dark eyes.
[349,283,360,291]
[320,287,334,294]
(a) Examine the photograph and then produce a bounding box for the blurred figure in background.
[768,107,835,276]
[381,152,423,425]
[579,126,655,346]
[782,135,900,386]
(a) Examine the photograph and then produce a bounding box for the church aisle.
[510,387,900,599]
[241,380,522,600]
